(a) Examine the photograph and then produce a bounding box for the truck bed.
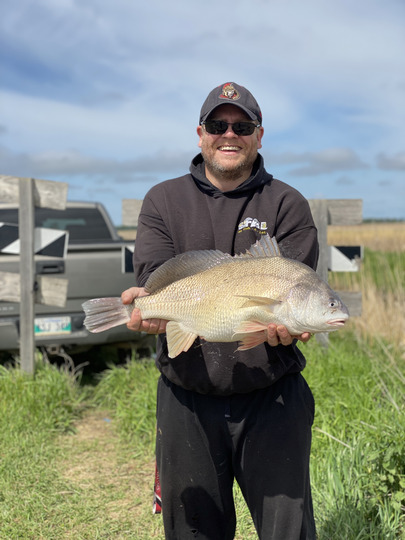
[0,202,154,358]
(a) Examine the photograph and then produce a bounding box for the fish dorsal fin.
[236,234,281,259]
[145,249,232,293]
[144,235,280,293]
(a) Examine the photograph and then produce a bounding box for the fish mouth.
[327,319,347,327]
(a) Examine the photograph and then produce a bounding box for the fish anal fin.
[237,330,268,351]
[166,321,198,358]
[235,295,280,307]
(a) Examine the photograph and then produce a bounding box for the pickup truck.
[0,201,154,362]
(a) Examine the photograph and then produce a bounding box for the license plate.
[34,316,72,336]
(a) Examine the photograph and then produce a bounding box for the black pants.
[156,373,316,540]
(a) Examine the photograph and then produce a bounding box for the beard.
[202,151,257,182]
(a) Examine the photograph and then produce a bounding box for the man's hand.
[121,287,167,334]
[266,324,312,347]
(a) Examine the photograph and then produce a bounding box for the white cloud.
[377,152,405,171]
[1,0,404,219]
[268,148,368,176]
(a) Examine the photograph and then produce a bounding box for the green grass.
[303,334,405,539]
[330,248,405,294]
[0,239,404,539]
[0,359,85,539]
[92,358,159,453]
[0,336,404,539]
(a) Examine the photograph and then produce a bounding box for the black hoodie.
[133,153,319,395]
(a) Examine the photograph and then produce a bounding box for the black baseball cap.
[199,82,262,125]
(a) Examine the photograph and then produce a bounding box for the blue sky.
[1,0,404,225]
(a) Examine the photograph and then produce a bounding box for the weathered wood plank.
[35,275,68,307]
[0,271,68,307]
[308,199,362,226]
[123,198,362,229]
[122,198,143,227]
[18,179,36,373]
[338,291,362,317]
[0,175,68,210]
[0,271,20,302]
[310,199,329,281]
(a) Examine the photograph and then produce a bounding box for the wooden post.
[0,175,68,372]
[18,178,36,373]
[309,199,329,347]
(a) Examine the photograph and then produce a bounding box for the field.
[0,222,404,539]
[328,222,405,349]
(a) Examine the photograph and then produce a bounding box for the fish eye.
[329,299,338,308]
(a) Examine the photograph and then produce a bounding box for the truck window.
[0,207,114,243]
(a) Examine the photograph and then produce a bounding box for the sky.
[1,0,404,225]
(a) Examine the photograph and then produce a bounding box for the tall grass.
[0,359,84,539]
[328,222,405,252]
[80,333,405,538]
[303,334,404,539]
[92,358,159,453]
[329,248,405,348]
[0,222,403,538]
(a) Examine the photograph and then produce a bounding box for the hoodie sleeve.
[273,185,319,270]
[133,188,176,288]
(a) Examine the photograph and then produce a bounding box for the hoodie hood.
[189,153,273,196]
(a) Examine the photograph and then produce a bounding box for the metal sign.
[328,245,363,272]
[0,223,69,258]
[122,245,135,273]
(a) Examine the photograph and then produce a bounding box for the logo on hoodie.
[238,217,268,233]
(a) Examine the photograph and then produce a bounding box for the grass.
[1,334,403,539]
[0,358,84,539]
[303,336,405,539]
[328,221,405,252]
[0,222,404,538]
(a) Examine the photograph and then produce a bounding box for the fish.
[82,235,349,358]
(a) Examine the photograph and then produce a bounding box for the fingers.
[267,324,313,347]
[121,286,148,304]
[267,324,293,346]
[126,307,143,332]
[141,318,167,335]
[297,332,312,343]
[122,287,167,334]
[126,307,167,335]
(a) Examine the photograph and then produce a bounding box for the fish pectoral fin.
[233,320,269,335]
[234,321,269,351]
[236,330,268,351]
[235,295,280,308]
[166,321,198,359]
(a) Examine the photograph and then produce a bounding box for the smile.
[218,145,240,151]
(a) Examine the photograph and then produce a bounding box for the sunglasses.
[202,120,260,136]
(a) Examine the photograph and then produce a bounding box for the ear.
[256,126,264,150]
[197,125,203,148]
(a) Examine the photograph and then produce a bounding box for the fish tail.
[82,297,133,333]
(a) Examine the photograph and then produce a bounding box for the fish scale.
[82,235,349,358]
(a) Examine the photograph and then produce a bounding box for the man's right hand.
[121,287,168,334]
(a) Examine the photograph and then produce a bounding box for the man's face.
[197,104,264,184]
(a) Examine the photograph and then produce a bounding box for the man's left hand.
[266,324,312,347]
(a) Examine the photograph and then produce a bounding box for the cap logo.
[219,83,240,102]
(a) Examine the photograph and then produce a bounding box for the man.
[122,82,318,539]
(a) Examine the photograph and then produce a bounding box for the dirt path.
[56,410,256,539]
[57,409,164,539]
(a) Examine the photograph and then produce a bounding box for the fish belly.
[136,288,276,343]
